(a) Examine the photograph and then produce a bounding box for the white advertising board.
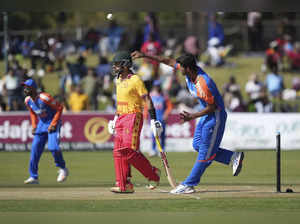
[140,113,300,153]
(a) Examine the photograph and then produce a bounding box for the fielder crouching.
[22,79,69,184]
[108,51,162,193]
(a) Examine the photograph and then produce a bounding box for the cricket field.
[0,150,300,224]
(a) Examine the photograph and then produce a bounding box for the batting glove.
[108,115,118,135]
[150,119,163,137]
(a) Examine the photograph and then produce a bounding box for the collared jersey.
[25,92,63,133]
[185,67,225,112]
[116,74,148,115]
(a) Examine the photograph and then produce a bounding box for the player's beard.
[112,66,123,78]
[24,87,33,97]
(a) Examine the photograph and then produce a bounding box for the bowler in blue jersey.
[131,51,245,194]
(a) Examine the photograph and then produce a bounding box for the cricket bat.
[155,135,177,188]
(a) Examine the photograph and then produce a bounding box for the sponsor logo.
[0,120,72,142]
[84,117,111,143]
[0,120,33,142]
[142,121,192,138]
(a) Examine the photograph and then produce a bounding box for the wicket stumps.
[276,131,281,193]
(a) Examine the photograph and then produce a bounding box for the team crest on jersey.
[154,102,163,110]
[33,109,42,115]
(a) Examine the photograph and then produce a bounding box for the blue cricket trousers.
[29,126,65,179]
[182,111,233,186]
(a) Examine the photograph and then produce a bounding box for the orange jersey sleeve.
[25,96,38,129]
[195,76,215,104]
[39,93,63,127]
[164,96,173,116]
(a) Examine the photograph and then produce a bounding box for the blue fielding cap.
[21,79,37,89]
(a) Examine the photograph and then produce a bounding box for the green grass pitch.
[0,150,300,224]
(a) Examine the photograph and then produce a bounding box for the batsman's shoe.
[232,152,244,176]
[170,184,195,194]
[57,168,69,182]
[24,177,39,184]
[110,183,134,193]
[146,168,161,190]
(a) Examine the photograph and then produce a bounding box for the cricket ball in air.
[106,13,113,20]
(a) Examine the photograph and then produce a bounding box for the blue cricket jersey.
[150,92,171,121]
[25,93,63,133]
[185,67,226,121]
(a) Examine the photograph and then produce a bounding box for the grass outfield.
[0,151,300,224]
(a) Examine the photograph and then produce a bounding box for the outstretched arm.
[131,51,177,68]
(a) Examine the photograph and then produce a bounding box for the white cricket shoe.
[57,168,69,182]
[170,184,195,194]
[232,152,244,176]
[24,177,39,184]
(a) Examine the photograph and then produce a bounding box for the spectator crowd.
[0,12,300,114]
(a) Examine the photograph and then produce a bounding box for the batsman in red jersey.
[108,51,163,193]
